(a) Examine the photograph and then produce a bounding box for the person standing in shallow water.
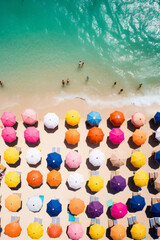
[119,89,124,94]
[66,78,70,84]
[0,81,3,87]
[62,80,65,86]
[138,83,143,89]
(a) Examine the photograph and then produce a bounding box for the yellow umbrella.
[4,147,19,164]
[133,170,149,187]
[89,224,105,239]
[88,175,104,192]
[131,151,146,168]
[27,222,44,239]
[5,171,20,188]
[131,223,146,240]
[65,110,81,126]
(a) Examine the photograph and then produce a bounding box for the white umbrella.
[67,173,84,190]
[26,148,42,165]
[26,196,43,212]
[155,127,160,141]
[44,113,59,129]
[89,149,105,167]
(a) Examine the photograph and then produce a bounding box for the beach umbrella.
[88,175,104,192]
[65,151,82,169]
[2,127,16,143]
[155,127,160,141]
[111,202,127,219]
[154,112,160,124]
[65,129,80,145]
[27,222,43,239]
[154,176,160,192]
[110,111,125,127]
[5,171,20,188]
[21,108,37,125]
[27,170,43,188]
[110,176,126,192]
[131,223,146,240]
[27,196,43,212]
[87,127,104,144]
[24,127,40,143]
[110,224,126,240]
[67,223,84,240]
[132,112,146,127]
[4,147,19,165]
[69,198,85,215]
[26,148,41,165]
[47,170,62,187]
[132,129,147,146]
[46,152,62,169]
[67,173,84,190]
[155,150,160,164]
[110,150,126,168]
[89,149,105,167]
[150,202,160,217]
[47,223,62,238]
[89,224,105,239]
[131,151,146,168]
[46,199,62,217]
[133,170,149,187]
[130,195,146,212]
[88,201,103,218]
[87,111,102,126]
[5,194,21,212]
[65,110,81,126]
[4,221,22,238]
[109,128,124,145]
[44,113,59,129]
[1,112,16,127]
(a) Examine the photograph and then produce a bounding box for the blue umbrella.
[87,111,102,126]
[150,202,160,217]
[47,199,62,217]
[154,112,160,124]
[130,195,145,212]
[110,175,126,192]
[155,151,160,164]
[46,152,62,169]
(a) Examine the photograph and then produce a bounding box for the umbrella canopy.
[132,112,146,127]
[69,198,85,215]
[110,111,125,127]
[27,170,43,188]
[67,173,84,190]
[47,170,62,187]
[110,176,126,192]
[150,202,160,217]
[89,224,105,239]
[5,221,22,238]
[154,176,160,192]
[87,127,104,144]
[2,127,16,143]
[154,112,160,124]
[132,129,147,146]
[88,175,104,192]
[27,222,43,239]
[1,112,16,127]
[88,201,103,218]
[155,127,160,141]
[110,150,126,168]
[89,149,105,167]
[27,196,43,212]
[111,202,127,219]
[47,223,62,238]
[131,223,146,240]
[130,195,146,212]
[87,111,102,126]
[26,148,41,165]
[110,224,126,240]
[5,171,20,188]
[65,129,80,145]
[47,199,62,217]
[44,113,59,129]
[24,127,40,143]
[21,108,37,125]
[68,223,84,240]
[65,151,82,169]
[5,194,21,212]
[133,170,149,187]
[46,152,62,169]
[155,151,160,164]
[65,110,81,126]
[109,128,124,145]
[131,151,146,168]
[4,147,19,165]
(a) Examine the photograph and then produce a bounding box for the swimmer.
[78,60,82,67]
[0,81,3,87]
[113,81,117,86]
[119,89,124,94]
[82,62,84,66]
[62,80,65,86]
[138,83,143,89]
[66,78,70,84]
[86,76,89,81]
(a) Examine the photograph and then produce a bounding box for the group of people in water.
[113,82,143,94]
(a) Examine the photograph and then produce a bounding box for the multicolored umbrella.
[4,147,19,165]
[130,195,146,212]
[110,111,125,127]
[150,202,160,217]
[1,112,16,127]
[89,149,105,167]
[47,170,62,187]
[2,127,16,143]
[65,151,82,168]
[21,108,37,125]
[110,176,126,192]
[87,111,102,126]
[87,127,104,144]
[67,173,84,190]
[88,201,103,218]
[5,171,20,188]
[110,224,126,240]
[132,129,147,145]
[69,198,85,215]
[111,202,127,219]
[46,152,62,169]
[131,223,146,240]
[24,127,40,143]
[154,176,160,192]
[47,223,62,238]
[155,127,160,141]
[67,223,84,240]
[154,112,160,124]
[5,194,21,212]
[65,129,80,145]
[44,113,59,129]
[132,112,146,127]
[26,196,43,212]
[131,151,146,168]
[47,200,62,217]
[88,175,104,192]
[65,110,81,126]
[89,224,105,239]
[109,128,124,145]
[26,170,43,188]
[5,221,22,238]
[27,222,43,239]
[26,148,41,165]
[133,170,149,187]
[155,150,160,164]
[110,150,126,168]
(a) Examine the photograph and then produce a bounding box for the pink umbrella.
[111,202,127,219]
[24,127,39,143]
[67,223,84,240]
[1,112,16,127]
[132,112,146,127]
[109,128,124,145]
[1,127,16,143]
[65,151,82,168]
[21,109,37,125]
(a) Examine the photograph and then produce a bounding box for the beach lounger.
[90,196,94,202]
[38,219,42,224]
[132,192,137,196]
[95,171,99,175]
[75,217,79,223]
[128,217,133,226]
[132,216,137,224]
[152,197,157,205]
[96,219,100,224]
[113,220,118,225]
[34,217,39,223]
[57,147,60,153]
[115,170,119,176]
[91,171,96,176]
[108,219,113,228]
[155,217,160,225]
[52,147,56,153]
[91,218,96,225]
[110,171,115,180]
[95,197,99,201]
[52,217,56,224]
[56,217,60,224]
[150,218,155,228]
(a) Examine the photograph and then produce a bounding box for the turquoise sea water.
[0,0,160,106]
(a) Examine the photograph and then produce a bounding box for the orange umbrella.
[47,170,62,187]
[5,194,21,212]
[132,129,147,146]
[65,129,80,145]
[87,127,104,144]
[26,170,43,188]
[110,111,125,127]
[69,198,85,215]
[110,224,126,240]
[4,221,22,237]
[47,223,62,238]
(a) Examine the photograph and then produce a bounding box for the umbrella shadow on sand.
[23,121,38,128]
[147,182,159,195]
[85,181,97,195]
[64,162,80,172]
[127,120,137,132]
[65,181,79,192]
[145,205,153,218]
[149,118,159,131]
[106,137,119,149]
[5,137,18,147]
[7,158,21,168]
[25,139,40,147]
[126,226,132,239]
[86,138,100,149]
[86,158,100,171]
[148,133,159,147]
[148,155,159,169]
[64,140,78,149]
[126,198,136,213]
[126,158,138,171]
[10,182,21,191]
[65,122,79,130]
[44,126,58,134]
[85,121,97,130]
[127,137,140,149]
[86,226,92,239]
[106,158,119,171]
[28,160,42,168]
[106,228,112,239]
[128,176,139,192]
[46,182,60,190]
[12,122,18,130]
